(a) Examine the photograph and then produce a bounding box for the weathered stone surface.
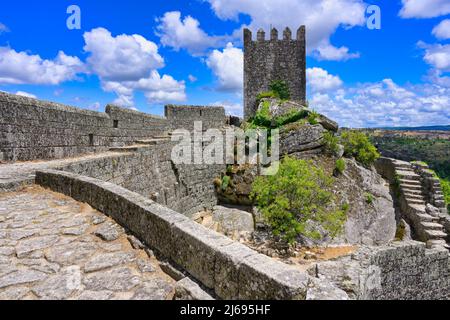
[94,222,124,242]
[238,254,309,300]
[32,272,79,300]
[280,124,325,155]
[212,206,255,237]
[84,252,135,273]
[333,159,396,246]
[15,235,58,258]
[77,290,114,300]
[127,235,145,250]
[159,262,186,281]
[0,270,48,289]
[83,267,140,292]
[318,115,339,132]
[132,279,174,300]
[244,27,306,119]
[137,259,156,273]
[306,278,348,300]
[174,278,214,300]
[0,188,177,300]
[46,242,98,266]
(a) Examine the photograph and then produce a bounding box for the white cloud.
[83,28,186,106]
[87,102,101,111]
[207,43,243,92]
[83,28,164,82]
[308,73,450,128]
[0,47,84,85]
[206,0,366,61]
[419,42,450,72]
[156,11,229,55]
[212,100,243,117]
[15,91,37,99]
[188,74,197,82]
[432,19,450,39]
[399,0,450,19]
[0,23,9,34]
[307,67,343,92]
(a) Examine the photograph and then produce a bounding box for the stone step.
[135,139,169,145]
[403,189,425,196]
[426,240,450,250]
[420,222,444,231]
[424,229,447,240]
[396,170,421,180]
[405,198,425,205]
[404,193,425,201]
[399,179,421,186]
[400,185,423,193]
[152,135,171,140]
[434,200,446,207]
[415,213,439,223]
[109,145,148,152]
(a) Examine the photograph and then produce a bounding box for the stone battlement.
[244,27,307,119]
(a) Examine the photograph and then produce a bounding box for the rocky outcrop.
[215,165,257,206]
[333,159,396,246]
[212,206,255,238]
[280,124,325,156]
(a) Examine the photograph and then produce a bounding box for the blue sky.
[0,0,449,127]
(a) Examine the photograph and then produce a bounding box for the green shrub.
[341,202,350,213]
[335,158,346,175]
[251,157,346,244]
[439,177,450,214]
[340,131,380,166]
[365,192,374,205]
[274,109,309,128]
[324,132,340,155]
[269,80,291,100]
[307,111,320,125]
[256,91,277,104]
[250,100,272,128]
[222,176,231,191]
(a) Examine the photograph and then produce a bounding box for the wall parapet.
[0,92,226,162]
[34,169,347,300]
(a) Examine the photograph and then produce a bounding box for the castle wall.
[55,142,223,217]
[243,27,306,119]
[312,241,450,300]
[0,92,226,162]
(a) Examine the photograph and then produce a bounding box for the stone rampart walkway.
[0,186,174,300]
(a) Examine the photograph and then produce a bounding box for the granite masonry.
[243,27,307,119]
[0,92,225,162]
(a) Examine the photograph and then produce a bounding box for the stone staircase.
[392,159,449,250]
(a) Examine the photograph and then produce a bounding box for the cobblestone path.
[0,186,175,300]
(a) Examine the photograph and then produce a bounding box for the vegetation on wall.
[250,157,346,244]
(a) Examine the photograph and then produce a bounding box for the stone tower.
[243,26,306,119]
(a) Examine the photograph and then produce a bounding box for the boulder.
[212,206,255,238]
[318,115,339,132]
[333,159,397,246]
[257,98,306,120]
[280,124,325,155]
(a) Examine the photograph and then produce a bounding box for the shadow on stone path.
[0,186,175,300]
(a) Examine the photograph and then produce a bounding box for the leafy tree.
[251,157,346,243]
